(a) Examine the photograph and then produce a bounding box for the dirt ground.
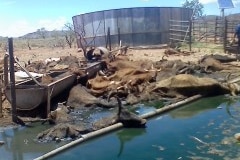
[0,45,238,127]
[10,47,224,63]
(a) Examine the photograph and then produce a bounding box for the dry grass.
[0,37,232,65]
[0,37,82,63]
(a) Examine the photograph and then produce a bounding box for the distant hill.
[19,30,66,39]
[0,36,7,40]
[198,13,240,21]
[226,13,240,21]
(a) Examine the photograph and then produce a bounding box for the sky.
[0,0,240,37]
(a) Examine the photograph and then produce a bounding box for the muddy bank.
[1,47,240,142]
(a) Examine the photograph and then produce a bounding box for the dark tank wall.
[72,7,192,47]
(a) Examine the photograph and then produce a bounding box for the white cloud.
[199,0,240,5]
[233,0,240,5]
[38,17,68,31]
[199,0,216,4]
[0,20,34,37]
[0,17,68,37]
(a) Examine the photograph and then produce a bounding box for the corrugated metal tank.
[72,7,192,47]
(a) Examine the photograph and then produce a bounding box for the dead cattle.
[93,95,146,130]
[152,74,240,98]
[67,84,116,108]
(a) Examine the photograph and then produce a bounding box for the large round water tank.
[72,7,192,47]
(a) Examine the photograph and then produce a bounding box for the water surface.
[51,96,240,160]
[1,95,240,160]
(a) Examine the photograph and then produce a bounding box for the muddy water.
[0,123,61,160]
[1,95,240,160]
[51,96,240,160]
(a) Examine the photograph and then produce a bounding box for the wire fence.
[169,16,239,52]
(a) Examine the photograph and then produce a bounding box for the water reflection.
[116,128,146,157]
[2,95,240,159]
[169,96,229,119]
[51,95,240,160]
[0,124,66,160]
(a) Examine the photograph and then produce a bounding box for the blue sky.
[0,0,240,37]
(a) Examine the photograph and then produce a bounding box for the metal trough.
[4,61,104,111]
[5,71,76,111]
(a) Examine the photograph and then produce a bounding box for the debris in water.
[152,144,165,151]
[0,141,5,145]
[234,133,240,141]
[190,136,209,146]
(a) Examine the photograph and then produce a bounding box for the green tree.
[182,0,204,19]
[37,27,47,39]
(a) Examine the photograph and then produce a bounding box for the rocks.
[47,104,72,124]
[37,123,89,142]
[234,133,240,141]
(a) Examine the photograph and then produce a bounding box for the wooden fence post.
[4,54,9,87]
[0,79,2,118]
[214,16,218,43]
[8,38,17,123]
[118,27,121,46]
[224,17,227,53]
[189,20,192,51]
[107,27,112,51]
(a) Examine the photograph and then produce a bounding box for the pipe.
[141,94,202,119]
[34,94,202,160]
[34,123,123,160]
